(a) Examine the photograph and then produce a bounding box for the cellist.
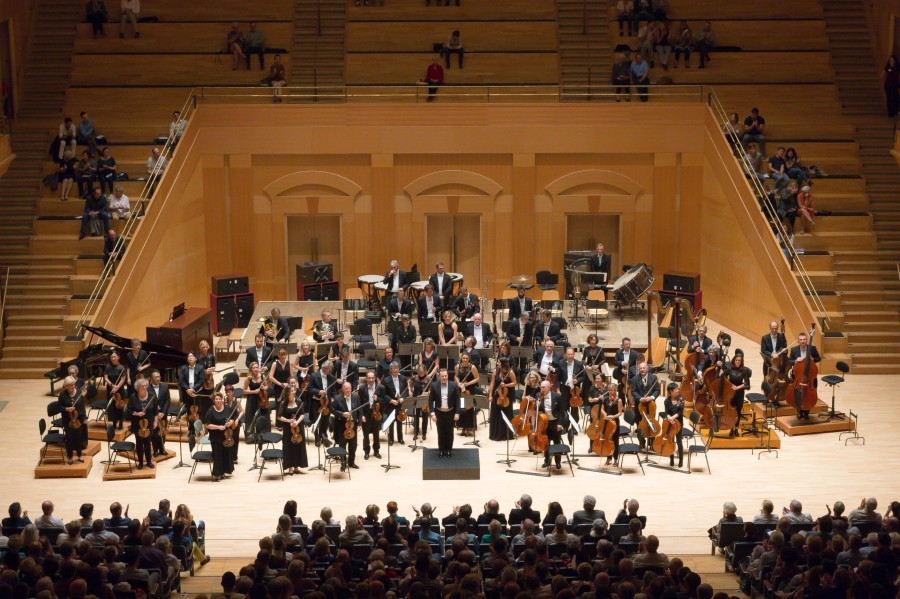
[723,351,752,437]
[536,380,568,470]
[662,383,685,469]
[599,374,623,466]
[788,332,821,420]
[629,362,658,448]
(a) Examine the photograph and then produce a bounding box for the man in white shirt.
[147,147,168,175]
[533,340,558,378]
[416,285,442,323]
[120,0,140,38]
[428,369,461,457]
[58,118,77,160]
[465,312,492,348]
[382,260,409,295]
[34,501,65,528]
[108,185,131,219]
[378,361,408,445]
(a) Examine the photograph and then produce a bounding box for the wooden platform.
[120,449,177,464]
[775,415,855,436]
[102,461,158,481]
[34,453,94,479]
[87,420,132,442]
[753,399,828,419]
[703,429,783,450]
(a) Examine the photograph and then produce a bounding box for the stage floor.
[3,319,897,559]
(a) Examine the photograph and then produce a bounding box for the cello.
[511,392,535,438]
[595,385,619,458]
[786,323,819,413]
[636,380,661,440]
[527,401,550,453]
[652,397,683,457]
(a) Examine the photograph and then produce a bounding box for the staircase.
[556,0,611,97]
[0,0,81,379]
[290,0,346,89]
[820,0,900,373]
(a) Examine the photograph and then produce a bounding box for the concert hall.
[0,0,898,596]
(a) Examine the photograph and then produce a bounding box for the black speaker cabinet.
[211,294,235,335]
[662,271,701,293]
[297,262,333,284]
[211,274,249,296]
[234,293,255,327]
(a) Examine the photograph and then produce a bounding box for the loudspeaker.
[321,282,339,301]
[212,294,235,335]
[659,289,703,312]
[234,293,255,327]
[297,262,333,285]
[211,274,249,296]
[663,271,701,293]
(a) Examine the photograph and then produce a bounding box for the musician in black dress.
[242,362,267,442]
[599,375,623,466]
[127,379,157,470]
[293,340,315,386]
[487,357,516,442]
[197,340,216,373]
[410,364,431,442]
[125,338,150,388]
[59,376,87,464]
[223,384,243,463]
[104,351,127,429]
[331,382,361,471]
[454,352,481,436]
[391,315,418,370]
[724,351,752,437]
[203,392,234,482]
[268,347,292,408]
[359,372,383,459]
[276,386,307,474]
[437,310,459,371]
[307,361,336,446]
[662,383,685,468]
[379,361,408,445]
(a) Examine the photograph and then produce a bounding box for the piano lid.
[83,325,187,360]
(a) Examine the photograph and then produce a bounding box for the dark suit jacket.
[334,359,360,391]
[689,335,713,353]
[555,359,587,392]
[387,297,415,319]
[629,372,659,406]
[536,391,570,427]
[506,319,533,347]
[379,374,409,412]
[428,380,462,414]
[788,345,821,366]
[613,349,640,380]
[760,333,788,357]
[428,273,454,301]
[307,371,337,412]
[507,296,533,321]
[466,322,493,347]
[359,384,383,420]
[375,358,394,382]
[452,293,480,317]
[245,345,272,369]
[148,383,171,417]
[476,513,508,526]
[178,364,205,397]
[259,316,290,342]
[533,319,561,343]
[331,392,362,425]
[383,269,409,292]
[509,508,542,526]
[391,324,418,353]
[533,349,560,372]
[590,252,611,282]
[416,294,443,321]
[571,509,607,526]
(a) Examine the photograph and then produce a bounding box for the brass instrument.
[315,321,333,338]
[258,317,278,337]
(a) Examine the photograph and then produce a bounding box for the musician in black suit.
[507,313,533,347]
[259,307,290,346]
[556,346,588,420]
[688,325,713,355]
[787,331,821,420]
[428,369,462,457]
[416,285,443,323]
[312,309,338,343]
[452,286,480,319]
[306,361,336,446]
[590,243,612,284]
[391,315,418,370]
[331,382,361,470]
[59,375,87,464]
[533,310,562,346]
[179,353,205,412]
[613,337,640,387]
[358,372,383,460]
[148,369,172,456]
[465,312,493,349]
[629,363,659,447]
[375,347,396,383]
[383,260,409,294]
[245,334,272,370]
[507,286,534,321]
[760,321,788,364]
[127,379,157,470]
[387,289,415,321]
[533,340,559,378]
[333,346,359,394]
[535,380,570,470]
[428,262,454,306]
[378,361,408,445]
[125,338,151,387]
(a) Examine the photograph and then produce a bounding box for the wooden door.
[286,215,342,293]
[566,214,621,276]
[426,214,481,291]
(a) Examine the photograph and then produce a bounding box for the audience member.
[476,499,506,526]
[653,19,672,71]
[103,228,122,265]
[97,146,117,195]
[272,515,303,549]
[768,146,789,191]
[796,185,815,235]
[109,185,131,219]
[169,111,185,145]
[571,495,606,526]
[104,502,133,527]
[85,0,108,38]
[76,150,97,199]
[424,56,444,102]
[80,188,111,240]
[672,20,692,68]
[148,499,172,530]
[783,500,813,524]
[120,0,140,38]
[147,147,168,175]
[78,503,95,528]
[244,22,266,70]
[615,498,646,527]
[616,0,635,36]
[76,111,98,156]
[85,520,119,545]
[443,30,463,69]
[630,53,650,102]
[58,117,76,161]
[58,150,76,201]
[694,21,715,69]
[633,535,668,566]
[848,498,882,526]
[267,55,287,102]
[741,107,766,155]
[612,53,632,102]
[509,494,540,525]
[227,23,247,70]
[754,500,779,524]
[34,501,64,529]
[883,55,899,117]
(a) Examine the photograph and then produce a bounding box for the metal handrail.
[707,91,830,328]
[0,266,9,351]
[74,90,198,336]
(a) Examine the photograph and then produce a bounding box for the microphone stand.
[172,404,191,469]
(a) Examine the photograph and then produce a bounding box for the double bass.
[636,380,661,440]
[527,399,550,453]
[712,366,737,433]
[693,365,717,428]
[511,393,534,438]
[765,318,790,405]
[786,323,819,413]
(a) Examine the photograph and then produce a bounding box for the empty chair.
[258,446,285,482]
[350,318,374,346]
[585,289,609,328]
[821,360,850,414]
[38,418,66,465]
[686,412,712,474]
[617,429,645,475]
[541,289,562,317]
[535,270,559,290]
[344,287,366,322]
[105,423,136,474]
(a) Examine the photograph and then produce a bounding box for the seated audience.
[80,188,111,240]
[169,111,185,146]
[108,185,131,219]
[267,55,287,101]
[848,497,882,526]
[615,498,646,527]
[34,501,64,529]
[741,108,766,155]
[85,0,108,38]
[76,111,98,156]
[58,117,76,161]
[783,499,813,523]
[75,150,97,199]
[693,21,715,69]
[754,499,779,524]
[633,535,668,566]
[616,0,635,36]
[227,23,247,70]
[244,22,266,70]
[424,56,444,102]
[97,146,117,195]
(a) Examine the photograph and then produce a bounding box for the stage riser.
[775,416,854,436]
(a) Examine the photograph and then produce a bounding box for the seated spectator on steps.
[723,112,740,150]
[776,182,799,240]
[58,117,76,161]
[267,55,287,102]
[672,20,692,68]
[443,30,463,69]
[796,185,814,235]
[109,185,131,220]
[245,22,266,70]
[884,55,899,117]
[768,147,789,191]
[77,111,98,156]
[616,0,635,36]
[630,53,650,102]
[58,150,76,202]
[80,189,111,240]
[147,147,168,176]
[636,21,656,65]
[652,19,672,71]
[743,142,767,184]
[632,0,653,32]
[104,229,123,266]
[425,56,444,102]
[120,0,140,39]
[169,111,185,146]
[612,53,632,102]
[694,21,715,69]
[741,107,766,155]
[632,535,669,567]
[784,147,808,183]
[76,150,97,199]
[85,0,108,39]
[227,23,247,71]
[97,146,117,195]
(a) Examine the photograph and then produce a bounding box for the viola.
[259,385,270,411]
[496,384,510,408]
[569,382,584,408]
[222,402,241,448]
[203,369,215,391]
[223,426,235,448]
[158,414,169,442]
[66,388,85,430]
[114,389,127,411]
[138,417,151,439]
[372,400,383,422]
[343,417,356,440]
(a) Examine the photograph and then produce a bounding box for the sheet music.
[500,411,516,435]
[381,409,397,433]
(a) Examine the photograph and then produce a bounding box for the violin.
[396,379,415,422]
[66,388,85,430]
[138,417,151,439]
[258,384,270,411]
[188,404,200,424]
[343,417,356,440]
[203,369,215,391]
[787,323,819,412]
[158,414,169,442]
[109,368,127,410]
[291,421,303,444]
[372,398,383,422]
[496,384,510,408]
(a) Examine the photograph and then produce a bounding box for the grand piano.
[43,326,188,395]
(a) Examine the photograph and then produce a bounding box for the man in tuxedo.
[466,312,492,349]
[507,286,533,321]
[178,353,205,413]
[428,262,454,306]
[689,325,713,354]
[312,309,338,343]
[533,340,559,379]
[378,361,408,445]
[259,307,290,346]
[534,310,562,346]
[307,361,336,447]
[334,346,359,394]
[613,337,640,386]
[787,331,821,420]
[387,289,415,321]
[536,380,569,470]
[331,382,361,471]
[629,362,659,447]
[452,286,480,319]
[148,369,172,456]
[590,243,612,284]
[383,260,409,295]
[416,284,442,323]
[428,369,461,457]
[359,372,382,460]
[245,334,272,370]
[507,312,533,347]
[760,321,787,366]
[557,346,587,420]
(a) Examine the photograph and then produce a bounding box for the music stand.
[474,347,493,361]
[464,395,488,447]
[398,343,423,363]
[273,343,298,360]
[436,345,460,371]
[315,342,336,364]
[380,411,400,471]
[419,321,439,341]
[308,412,327,472]
[497,412,519,466]
[171,404,191,469]
[406,395,428,452]
[510,346,532,373]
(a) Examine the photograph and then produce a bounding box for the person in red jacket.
[426,56,444,102]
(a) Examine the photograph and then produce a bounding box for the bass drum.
[611,263,654,305]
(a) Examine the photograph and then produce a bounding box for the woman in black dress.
[662,383,685,468]
[203,392,234,482]
[243,362,268,439]
[59,376,87,464]
[276,386,308,474]
[581,334,605,384]
[419,338,439,380]
[58,150,76,201]
[599,374,623,466]
[724,351,751,437]
[437,310,459,372]
[104,351,127,429]
[488,357,516,441]
[454,351,480,436]
[293,340,315,385]
[268,347,292,411]
[884,55,899,118]
[197,340,216,371]
[223,385,244,463]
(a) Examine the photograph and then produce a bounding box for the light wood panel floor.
[3,319,898,561]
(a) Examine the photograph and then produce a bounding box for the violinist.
[359,372,383,460]
[599,374,623,466]
[375,347,395,383]
[125,338,151,387]
[461,336,482,371]
[197,340,216,373]
[455,352,481,436]
[411,364,431,442]
[724,351,752,437]
[379,361,408,446]
[451,285,480,319]
[689,325,713,354]
[582,334,606,378]
[387,288,415,322]
[326,332,348,362]
[557,346,587,421]
[429,369,462,458]
[629,363,658,447]
[507,285,533,322]
[536,380,569,470]
[488,357,516,442]
[222,384,243,464]
[332,382,362,471]
[148,369,172,457]
[242,361,267,443]
[613,337,639,391]
[179,352,206,415]
[390,314,418,370]
[260,307,290,346]
[788,332,821,420]
[334,346,359,394]
[104,351,127,430]
[420,338,439,380]
[293,340,315,386]
[307,360,336,446]
[662,383,685,468]
[276,385,307,474]
[268,347,292,407]
[760,321,787,366]
[203,391,233,482]
[127,379,156,470]
[59,376,87,464]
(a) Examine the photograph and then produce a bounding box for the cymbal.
[510,274,533,284]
